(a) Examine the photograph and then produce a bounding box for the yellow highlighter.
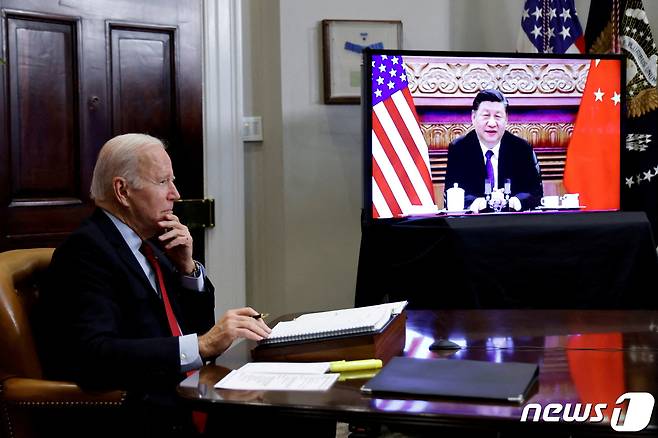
[329,359,383,373]
[337,368,380,382]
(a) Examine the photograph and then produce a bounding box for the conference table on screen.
[177,309,658,436]
[355,210,658,309]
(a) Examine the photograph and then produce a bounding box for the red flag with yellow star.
[563,59,621,209]
[585,0,658,237]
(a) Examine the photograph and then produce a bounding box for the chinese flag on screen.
[563,59,621,209]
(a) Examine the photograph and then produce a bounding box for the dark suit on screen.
[444,130,543,210]
[37,208,214,429]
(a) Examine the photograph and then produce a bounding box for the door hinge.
[174,198,215,229]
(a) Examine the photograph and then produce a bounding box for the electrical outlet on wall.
[242,116,263,142]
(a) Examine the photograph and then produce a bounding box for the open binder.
[361,357,539,403]
[252,302,407,363]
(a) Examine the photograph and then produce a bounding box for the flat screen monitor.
[363,50,624,222]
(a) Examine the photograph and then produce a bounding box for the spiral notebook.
[258,301,408,346]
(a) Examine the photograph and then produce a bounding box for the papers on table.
[214,362,338,391]
[237,361,330,374]
[259,301,408,345]
[215,371,338,391]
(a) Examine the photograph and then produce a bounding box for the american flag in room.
[518,0,585,54]
[370,54,436,219]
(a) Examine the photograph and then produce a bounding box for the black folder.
[361,357,538,403]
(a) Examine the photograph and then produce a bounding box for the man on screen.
[445,89,543,212]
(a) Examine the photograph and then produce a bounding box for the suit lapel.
[468,131,487,185]
[91,209,191,335]
[498,132,510,188]
[90,209,158,297]
[145,238,177,275]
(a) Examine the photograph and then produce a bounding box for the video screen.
[363,50,624,220]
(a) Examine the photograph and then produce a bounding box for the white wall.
[239,0,658,318]
[242,0,286,318]
[278,0,452,315]
[242,0,451,317]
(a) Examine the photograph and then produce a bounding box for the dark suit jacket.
[444,130,543,210]
[37,208,215,393]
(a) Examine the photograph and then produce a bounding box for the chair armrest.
[1,375,126,406]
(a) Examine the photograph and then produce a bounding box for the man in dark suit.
[37,133,271,436]
[444,89,543,211]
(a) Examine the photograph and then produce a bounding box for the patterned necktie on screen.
[140,242,207,433]
[485,149,495,191]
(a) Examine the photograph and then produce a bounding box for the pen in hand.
[251,312,269,320]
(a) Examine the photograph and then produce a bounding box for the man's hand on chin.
[157,213,195,274]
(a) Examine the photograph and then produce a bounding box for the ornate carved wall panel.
[405,56,589,105]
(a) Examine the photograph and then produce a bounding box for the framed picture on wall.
[322,19,402,104]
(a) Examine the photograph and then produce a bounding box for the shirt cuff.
[179,333,203,372]
[180,261,205,291]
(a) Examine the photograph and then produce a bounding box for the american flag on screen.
[370,54,436,219]
[518,0,585,53]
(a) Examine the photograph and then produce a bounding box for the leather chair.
[0,248,127,438]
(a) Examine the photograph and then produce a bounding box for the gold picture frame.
[322,19,402,104]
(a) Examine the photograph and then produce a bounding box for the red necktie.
[140,243,207,433]
[140,243,182,337]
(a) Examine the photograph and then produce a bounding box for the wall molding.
[203,0,246,315]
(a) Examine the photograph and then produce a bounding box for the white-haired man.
[38,133,270,436]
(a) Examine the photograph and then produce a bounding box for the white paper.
[215,370,338,391]
[237,362,330,374]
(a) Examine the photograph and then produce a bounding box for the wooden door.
[0,0,203,255]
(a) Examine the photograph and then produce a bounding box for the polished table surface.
[178,310,658,436]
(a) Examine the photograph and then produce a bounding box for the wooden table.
[177,309,658,437]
